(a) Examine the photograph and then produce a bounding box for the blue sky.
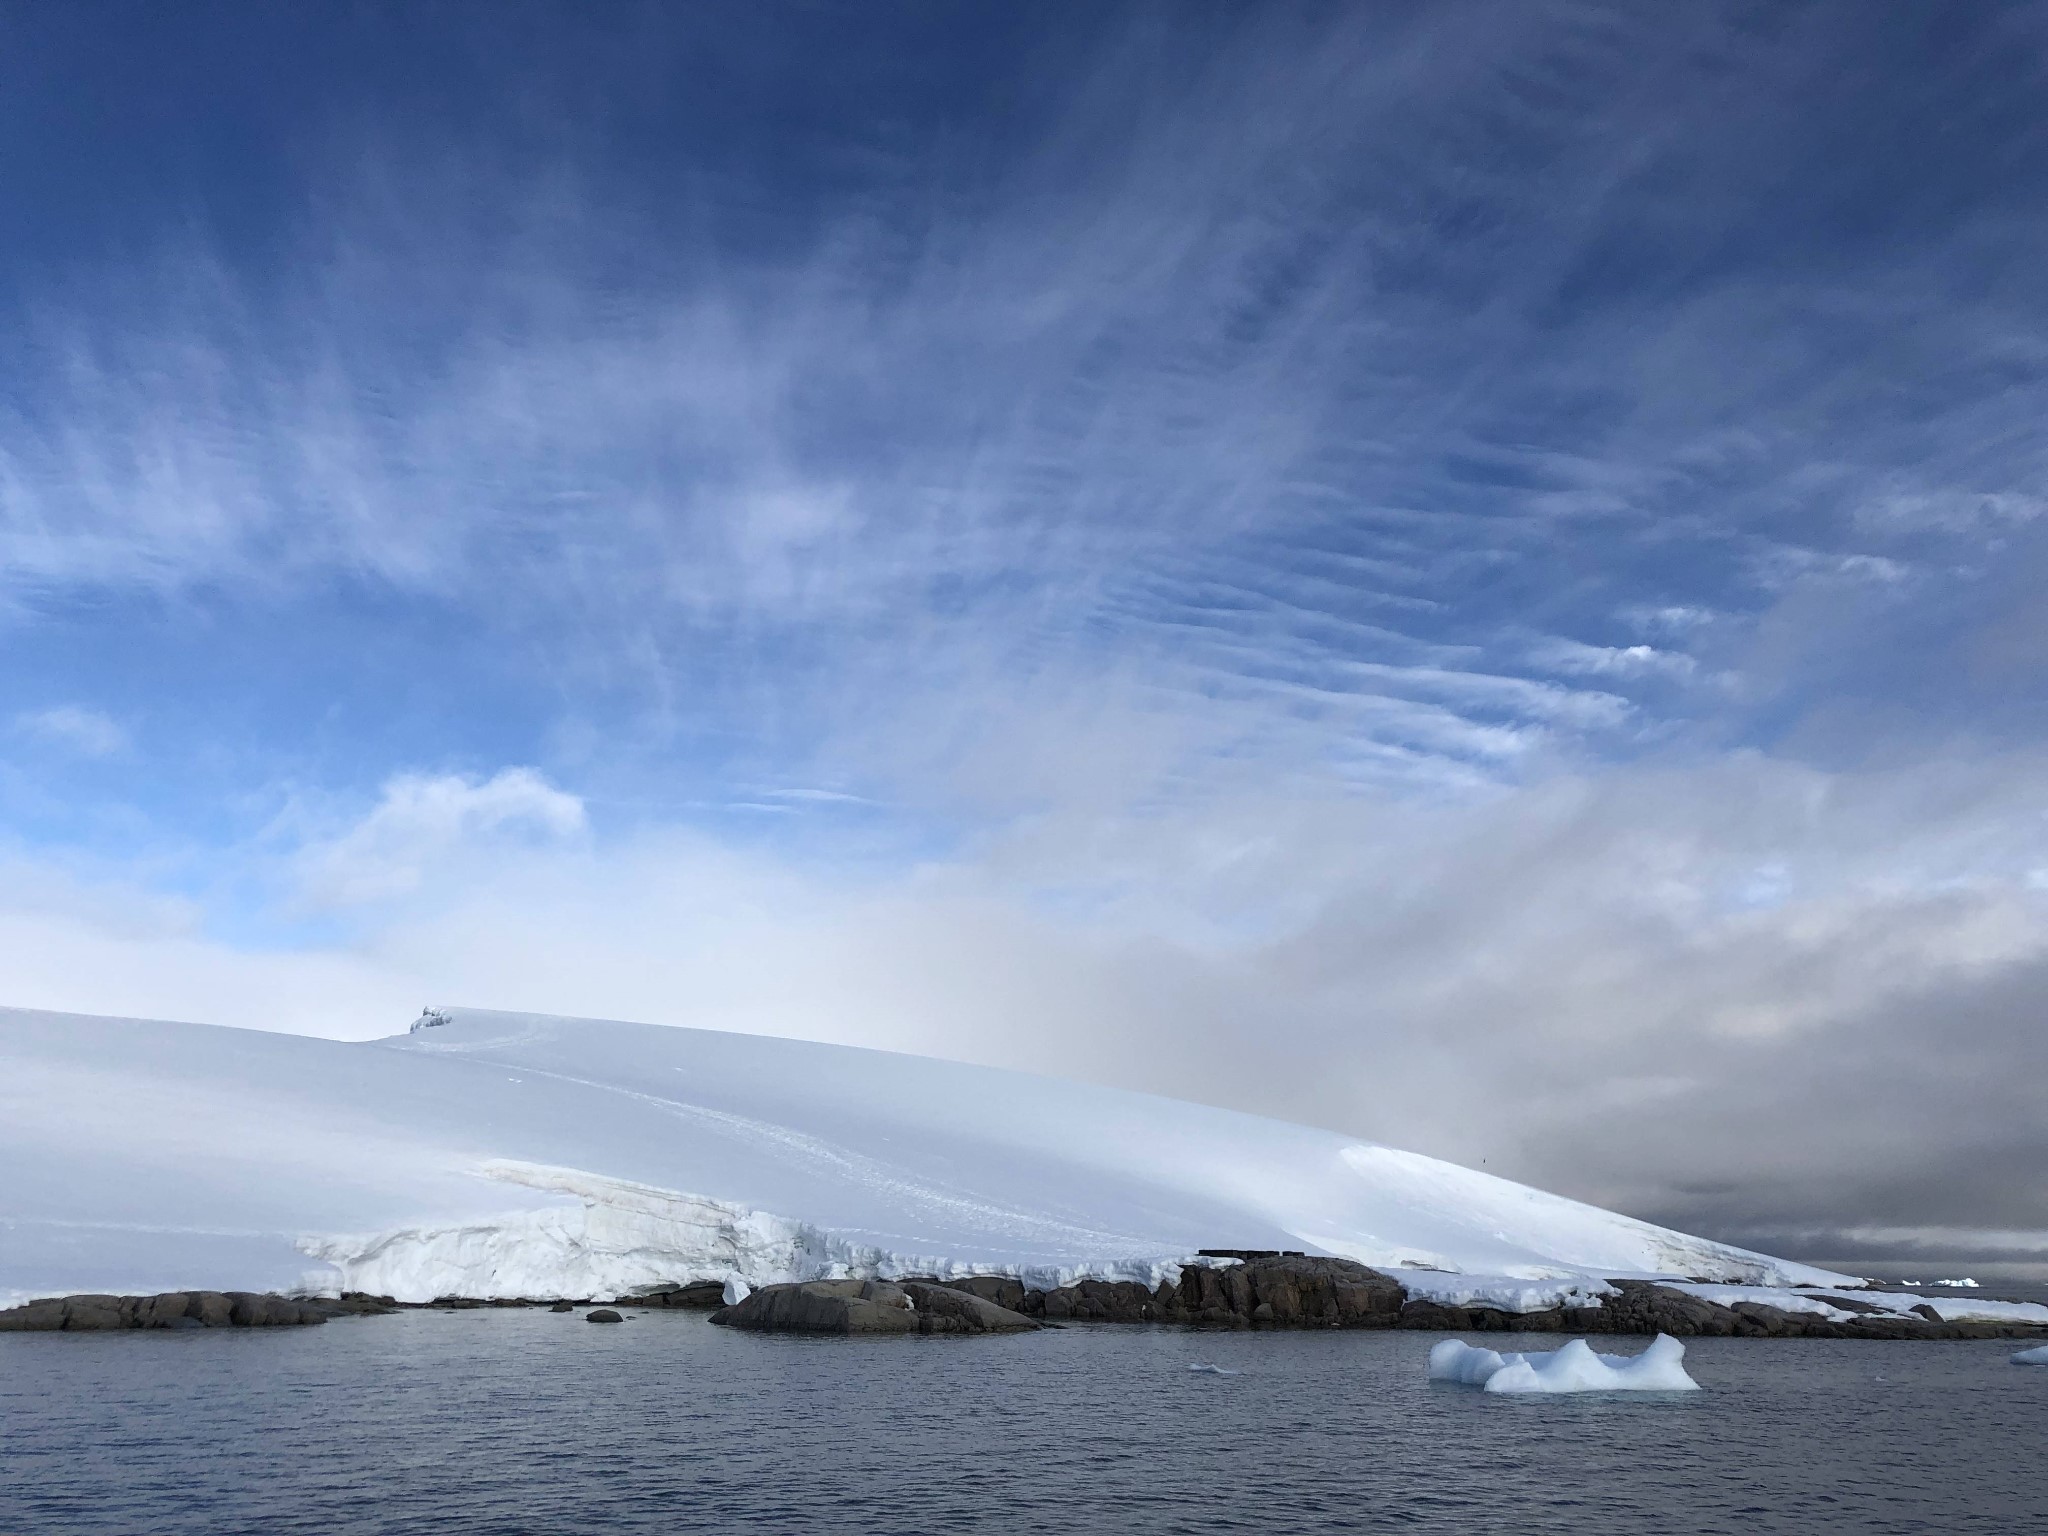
[5,2,2048,1265]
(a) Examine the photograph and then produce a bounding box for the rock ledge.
[0,1291,395,1332]
[710,1279,1040,1335]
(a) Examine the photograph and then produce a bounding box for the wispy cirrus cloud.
[24,3,2047,800]
[13,705,127,758]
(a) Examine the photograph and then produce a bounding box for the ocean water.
[3,1310,2043,1535]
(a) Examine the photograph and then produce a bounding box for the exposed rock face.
[1590,1281,2043,1340]
[632,1281,727,1309]
[1176,1256,1405,1328]
[0,1291,393,1332]
[1391,1280,2048,1340]
[11,1264,2042,1345]
[1394,1299,1609,1334]
[710,1279,1039,1335]
[938,1257,1407,1329]
[918,1261,2048,1341]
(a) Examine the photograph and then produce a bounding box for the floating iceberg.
[721,1276,751,1306]
[1186,1362,1240,1376]
[2012,1344,2048,1366]
[1428,1334,1701,1394]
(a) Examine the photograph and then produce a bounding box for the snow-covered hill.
[0,1004,1853,1306]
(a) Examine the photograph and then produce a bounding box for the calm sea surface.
[3,1307,2044,1535]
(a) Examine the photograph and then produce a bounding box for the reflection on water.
[3,1309,2042,1534]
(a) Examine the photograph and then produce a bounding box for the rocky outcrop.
[919,1261,2048,1341]
[926,1257,1407,1329]
[630,1281,727,1309]
[1394,1299,1609,1333]
[1173,1255,1405,1327]
[710,1278,1039,1335]
[585,1308,623,1324]
[0,1290,394,1332]
[12,1263,2042,1345]
[1391,1280,2048,1340]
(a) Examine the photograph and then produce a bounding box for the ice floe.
[1429,1334,1701,1394]
[2012,1344,2048,1366]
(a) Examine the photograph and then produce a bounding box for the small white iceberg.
[1429,1334,1701,1394]
[721,1276,751,1306]
[1186,1362,1240,1376]
[2011,1344,2048,1366]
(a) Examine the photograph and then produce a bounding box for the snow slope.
[0,1005,1853,1305]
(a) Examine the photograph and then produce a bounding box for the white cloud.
[1621,605,1717,637]
[298,768,587,908]
[13,705,128,758]
[1523,638,1698,682]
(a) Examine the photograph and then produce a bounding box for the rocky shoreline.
[719,1258,2048,1341]
[0,1291,397,1332]
[6,1256,2045,1340]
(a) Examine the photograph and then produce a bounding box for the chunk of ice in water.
[1186,1363,1240,1376]
[2011,1344,2048,1366]
[1428,1334,1700,1394]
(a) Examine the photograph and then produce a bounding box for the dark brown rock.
[992,1257,1407,1330]
[0,1299,69,1332]
[585,1309,624,1324]
[0,1289,345,1331]
[635,1281,726,1309]
[1398,1299,1472,1330]
[1242,1257,1403,1328]
[899,1282,1041,1334]
[711,1279,1037,1335]
[942,1275,1029,1314]
[228,1292,312,1327]
[61,1297,128,1331]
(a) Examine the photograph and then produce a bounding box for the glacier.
[1,1003,1855,1307]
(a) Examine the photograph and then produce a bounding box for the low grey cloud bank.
[5,745,2045,1268]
